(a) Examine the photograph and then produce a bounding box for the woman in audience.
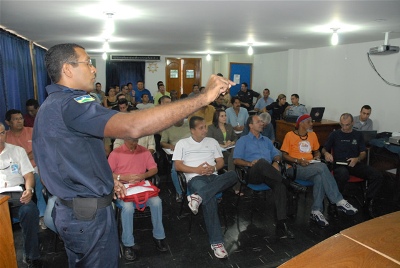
[103,87,118,109]
[207,109,240,193]
[263,93,288,132]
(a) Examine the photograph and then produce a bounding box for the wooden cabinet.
[0,195,17,268]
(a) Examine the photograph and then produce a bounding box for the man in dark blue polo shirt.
[237,82,260,111]
[33,43,233,267]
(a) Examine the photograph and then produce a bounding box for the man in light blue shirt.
[225,96,249,132]
[285,94,307,117]
[254,88,274,112]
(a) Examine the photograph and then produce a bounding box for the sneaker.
[123,246,136,261]
[211,243,228,258]
[39,217,47,230]
[176,193,183,203]
[187,194,202,215]
[336,200,358,215]
[310,211,329,227]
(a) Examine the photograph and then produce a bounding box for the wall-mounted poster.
[170,70,178,78]
[234,74,240,84]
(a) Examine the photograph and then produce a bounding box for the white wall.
[253,38,400,132]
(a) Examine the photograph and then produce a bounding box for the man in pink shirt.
[108,138,167,261]
[5,109,47,228]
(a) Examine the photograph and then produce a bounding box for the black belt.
[58,191,114,209]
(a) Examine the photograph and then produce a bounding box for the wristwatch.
[26,188,34,194]
[273,160,281,165]
[117,174,121,181]
[214,166,217,172]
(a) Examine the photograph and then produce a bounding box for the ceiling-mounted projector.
[369,32,399,55]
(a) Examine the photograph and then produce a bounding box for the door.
[229,63,252,96]
[165,58,201,96]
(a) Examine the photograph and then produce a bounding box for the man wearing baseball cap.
[280,114,358,227]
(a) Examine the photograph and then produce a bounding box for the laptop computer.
[284,115,298,123]
[361,130,377,145]
[310,107,325,122]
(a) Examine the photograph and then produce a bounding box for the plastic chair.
[177,171,227,233]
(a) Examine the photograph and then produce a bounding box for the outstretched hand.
[204,74,235,103]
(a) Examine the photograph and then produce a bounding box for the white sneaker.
[211,243,228,258]
[187,194,202,215]
[336,199,358,215]
[39,217,47,230]
[310,211,329,227]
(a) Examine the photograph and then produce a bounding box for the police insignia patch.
[74,95,95,103]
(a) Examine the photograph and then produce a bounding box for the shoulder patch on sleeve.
[74,95,95,103]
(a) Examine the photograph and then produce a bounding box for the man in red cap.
[281,114,358,227]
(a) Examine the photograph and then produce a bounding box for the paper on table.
[0,185,23,193]
[162,148,173,155]
[309,160,321,164]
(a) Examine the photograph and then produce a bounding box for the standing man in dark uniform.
[237,82,260,111]
[33,43,233,267]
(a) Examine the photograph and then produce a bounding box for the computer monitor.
[361,130,377,145]
[310,107,325,122]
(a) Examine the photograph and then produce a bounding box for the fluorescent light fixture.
[102,52,107,60]
[331,28,339,46]
[103,40,110,51]
[206,54,211,61]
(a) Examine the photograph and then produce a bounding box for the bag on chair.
[121,180,160,211]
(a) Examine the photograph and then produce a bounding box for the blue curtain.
[106,61,145,93]
[0,29,34,123]
[33,44,50,104]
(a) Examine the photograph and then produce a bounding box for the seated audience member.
[241,112,275,143]
[134,81,153,104]
[113,98,136,112]
[322,113,383,217]
[103,86,118,109]
[281,114,358,227]
[120,85,134,106]
[188,104,216,126]
[154,82,170,106]
[104,137,112,157]
[114,85,120,93]
[0,122,42,266]
[254,88,274,113]
[173,116,237,258]
[237,82,261,111]
[284,94,307,117]
[264,94,289,131]
[199,86,205,93]
[188,84,200,98]
[94,82,105,103]
[5,109,47,229]
[212,95,228,111]
[158,95,171,105]
[180,93,188,100]
[170,89,179,102]
[160,119,191,202]
[225,96,249,133]
[114,134,156,154]
[353,105,373,131]
[233,115,307,239]
[108,138,167,261]
[24,99,40,127]
[136,93,155,110]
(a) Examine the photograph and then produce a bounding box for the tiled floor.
[13,166,400,268]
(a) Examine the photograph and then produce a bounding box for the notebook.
[361,130,377,145]
[310,107,325,122]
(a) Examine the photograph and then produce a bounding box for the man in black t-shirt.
[237,82,260,111]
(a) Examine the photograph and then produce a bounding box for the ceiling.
[1,0,400,56]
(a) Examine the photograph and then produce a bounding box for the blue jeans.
[294,162,343,212]
[117,196,165,247]
[44,195,57,233]
[34,172,47,217]
[53,200,119,267]
[188,171,237,245]
[171,162,182,195]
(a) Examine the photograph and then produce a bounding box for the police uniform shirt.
[237,89,260,106]
[33,84,118,200]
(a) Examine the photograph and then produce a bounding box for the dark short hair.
[96,82,101,86]
[118,98,128,105]
[180,93,188,99]
[189,116,204,129]
[141,93,149,98]
[26,99,39,109]
[216,73,223,77]
[212,109,226,127]
[127,82,132,87]
[5,109,22,121]
[241,82,248,88]
[192,84,199,89]
[361,105,371,111]
[291,94,299,99]
[231,96,240,105]
[45,43,83,83]
[137,80,144,84]
[246,115,256,128]
[263,88,270,93]
[158,95,171,104]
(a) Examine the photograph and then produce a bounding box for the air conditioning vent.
[110,55,161,61]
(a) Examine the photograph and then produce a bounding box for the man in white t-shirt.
[172,116,237,259]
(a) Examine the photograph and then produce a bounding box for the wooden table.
[276,119,340,146]
[279,211,400,267]
[0,195,17,268]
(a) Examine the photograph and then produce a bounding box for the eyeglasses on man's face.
[68,59,93,67]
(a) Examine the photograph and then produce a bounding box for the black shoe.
[123,246,137,261]
[276,222,295,239]
[153,238,168,252]
[289,181,307,193]
[26,259,43,268]
[328,203,339,219]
